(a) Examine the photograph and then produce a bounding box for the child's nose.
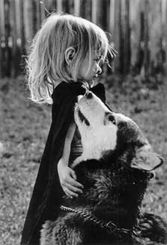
[96,65,102,76]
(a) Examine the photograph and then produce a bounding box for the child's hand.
[57,160,83,198]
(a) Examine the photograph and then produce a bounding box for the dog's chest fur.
[64,158,151,229]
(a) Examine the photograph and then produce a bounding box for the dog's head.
[74,91,163,171]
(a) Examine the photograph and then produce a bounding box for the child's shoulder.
[53,81,86,98]
[52,81,105,104]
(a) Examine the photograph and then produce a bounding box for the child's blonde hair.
[26,13,116,104]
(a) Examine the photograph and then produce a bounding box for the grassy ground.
[0,75,167,245]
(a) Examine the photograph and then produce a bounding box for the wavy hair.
[26,13,117,104]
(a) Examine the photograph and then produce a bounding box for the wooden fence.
[0,0,167,78]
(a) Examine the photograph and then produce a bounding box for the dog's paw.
[136,213,167,244]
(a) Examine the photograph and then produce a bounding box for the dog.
[40,91,167,245]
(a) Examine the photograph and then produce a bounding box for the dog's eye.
[105,112,116,125]
[108,114,116,124]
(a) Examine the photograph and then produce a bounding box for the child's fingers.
[69,170,84,189]
[65,181,83,195]
[59,167,84,197]
[63,187,78,198]
[70,169,77,180]
[68,176,84,189]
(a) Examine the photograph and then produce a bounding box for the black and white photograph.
[0,0,167,244]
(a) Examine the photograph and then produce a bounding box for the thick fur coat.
[40,91,167,245]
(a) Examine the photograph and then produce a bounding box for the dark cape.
[21,81,106,245]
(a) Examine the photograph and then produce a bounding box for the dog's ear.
[131,145,163,171]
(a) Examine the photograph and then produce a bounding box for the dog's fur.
[40,92,167,245]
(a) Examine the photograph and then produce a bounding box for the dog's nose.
[85,92,93,99]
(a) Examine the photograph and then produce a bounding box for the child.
[21,13,117,245]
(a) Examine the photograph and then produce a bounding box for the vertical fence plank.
[114,0,122,72]
[97,0,109,30]
[40,1,46,22]
[74,0,80,16]
[57,0,62,12]
[63,0,73,14]
[149,0,163,74]
[135,0,145,74]
[121,0,130,73]
[0,0,5,35]
[166,0,167,73]
[33,0,41,33]
[10,0,16,76]
[140,0,149,78]
[79,0,91,19]
[4,0,11,76]
[161,0,166,74]
[15,0,22,75]
[109,0,116,72]
[0,0,5,77]
[87,0,92,21]
[0,24,1,78]
[23,0,34,52]
[20,0,26,58]
[15,0,21,42]
[109,0,115,34]
[130,0,140,70]
[92,0,98,23]
[162,0,167,74]
[159,0,164,73]
[165,0,167,73]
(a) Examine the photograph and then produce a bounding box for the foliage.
[0,75,167,244]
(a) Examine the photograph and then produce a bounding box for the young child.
[21,13,117,245]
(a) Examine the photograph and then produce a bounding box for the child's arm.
[57,122,83,198]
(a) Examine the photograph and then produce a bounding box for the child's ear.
[65,47,76,65]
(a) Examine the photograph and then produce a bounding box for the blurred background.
[0,1,167,244]
[0,0,167,78]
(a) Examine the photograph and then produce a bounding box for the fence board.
[165,0,167,73]
[114,0,121,72]
[74,0,80,16]
[92,0,97,23]
[121,0,130,73]
[130,0,140,68]
[0,0,5,35]
[0,0,4,76]
[23,0,34,51]
[57,0,62,12]
[4,0,11,77]
[109,0,115,34]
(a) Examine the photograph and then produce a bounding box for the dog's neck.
[72,146,113,168]
[72,150,103,168]
[64,161,150,229]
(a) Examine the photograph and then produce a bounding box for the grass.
[0,75,167,245]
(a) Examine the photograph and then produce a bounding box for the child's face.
[78,52,103,82]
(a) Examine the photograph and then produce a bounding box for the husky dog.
[41,91,166,245]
